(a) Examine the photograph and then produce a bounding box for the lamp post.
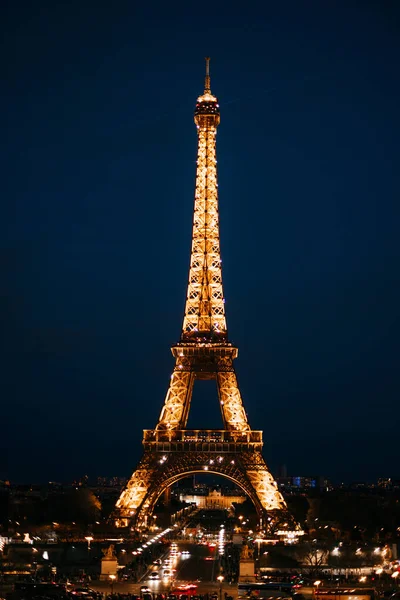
[314,580,321,598]
[217,575,224,600]
[109,574,116,595]
[255,538,263,576]
[85,536,93,552]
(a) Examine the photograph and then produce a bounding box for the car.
[141,586,151,593]
[163,570,171,577]
[69,587,102,599]
[153,558,162,565]
[149,572,160,580]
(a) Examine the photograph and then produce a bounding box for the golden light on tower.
[114,59,294,532]
[155,58,250,433]
[182,71,224,336]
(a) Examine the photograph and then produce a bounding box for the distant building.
[179,488,246,509]
[276,475,331,491]
[94,476,127,488]
[378,478,400,490]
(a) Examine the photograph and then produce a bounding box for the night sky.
[1,1,399,484]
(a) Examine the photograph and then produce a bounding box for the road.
[92,540,238,598]
[174,541,218,583]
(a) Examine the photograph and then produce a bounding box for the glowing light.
[113,59,291,530]
[85,536,93,550]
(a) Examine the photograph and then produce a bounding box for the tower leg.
[157,369,194,430]
[217,369,250,431]
[115,454,155,520]
[163,486,171,507]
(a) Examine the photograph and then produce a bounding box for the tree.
[295,542,329,573]
[48,488,101,524]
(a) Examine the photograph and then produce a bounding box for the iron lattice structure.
[115,59,293,531]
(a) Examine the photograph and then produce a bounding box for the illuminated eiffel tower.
[115,59,293,532]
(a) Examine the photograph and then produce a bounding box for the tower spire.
[182,58,223,340]
[205,56,211,93]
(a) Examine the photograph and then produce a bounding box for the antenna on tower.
[205,56,211,93]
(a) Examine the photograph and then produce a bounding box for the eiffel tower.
[115,59,293,532]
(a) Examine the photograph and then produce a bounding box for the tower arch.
[135,467,264,529]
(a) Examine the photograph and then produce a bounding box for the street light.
[255,539,264,575]
[217,575,224,600]
[255,538,263,554]
[85,536,93,552]
[109,574,116,595]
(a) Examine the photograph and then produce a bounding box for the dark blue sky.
[1,1,399,484]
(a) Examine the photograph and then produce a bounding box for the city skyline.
[1,1,400,483]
